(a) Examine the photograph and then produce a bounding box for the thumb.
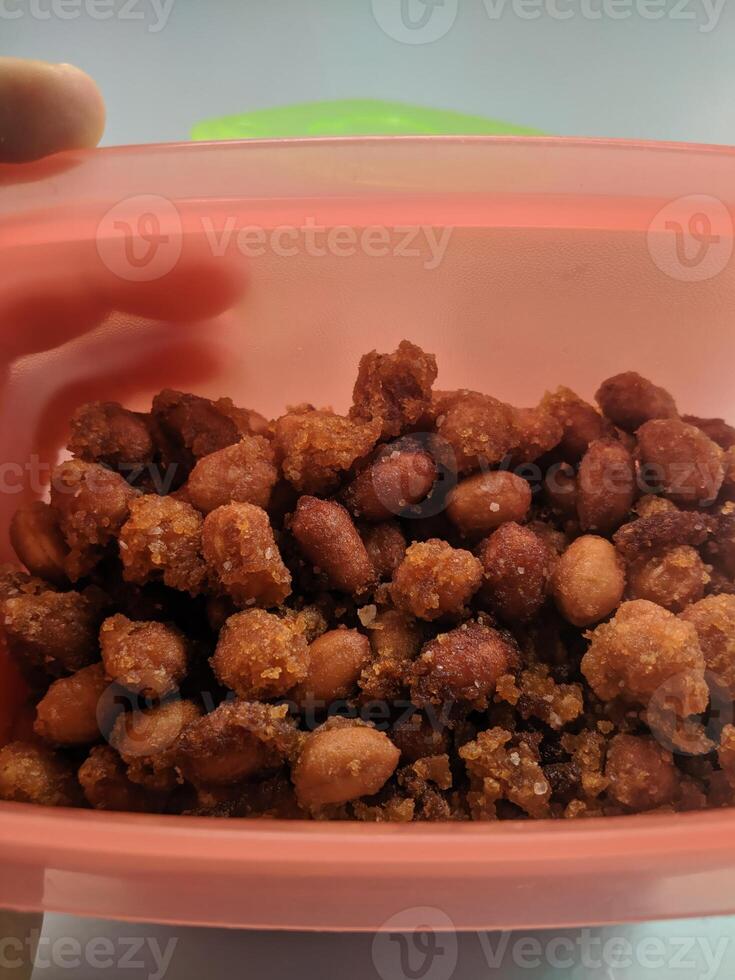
[0,57,105,163]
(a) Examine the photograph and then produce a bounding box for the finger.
[0,58,105,162]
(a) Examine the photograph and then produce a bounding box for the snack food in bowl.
[1,136,735,930]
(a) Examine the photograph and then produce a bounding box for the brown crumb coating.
[680,594,735,698]
[542,386,615,462]
[350,340,438,439]
[477,522,552,623]
[410,620,518,710]
[119,495,207,596]
[359,608,422,703]
[100,614,189,699]
[552,535,625,627]
[202,502,291,607]
[577,438,636,535]
[361,522,407,580]
[447,471,532,539]
[582,599,708,714]
[294,628,371,705]
[596,371,678,432]
[10,502,68,586]
[390,539,482,621]
[2,587,106,676]
[175,700,298,787]
[110,699,202,792]
[292,718,400,809]
[186,436,278,515]
[68,401,154,470]
[78,745,154,812]
[604,734,678,811]
[343,449,436,522]
[212,609,309,699]
[614,509,713,563]
[51,459,139,580]
[496,664,584,730]
[34,662,109,745]
[627,546,709,612]
[434,391,518,474]
[291,496,374,595]
[634,495,679,518]
[274,409,381,495]
[280,604,330,644]
[637,418,724,506]
[460,727,551,819]
[0,740,81,806]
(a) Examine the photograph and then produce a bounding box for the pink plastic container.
[1,136,735,931]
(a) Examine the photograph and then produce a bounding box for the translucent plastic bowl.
[1,136,734,931]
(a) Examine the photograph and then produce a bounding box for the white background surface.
[2,0,735,147]
[3,2,735,977]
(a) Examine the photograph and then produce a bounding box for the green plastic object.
[190,99,543,141]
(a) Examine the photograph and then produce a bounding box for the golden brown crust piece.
[542,386,614,462]
[274,409,381,495]
[78,745,156,812]
[51,459,139,580]
[211,609,309,700]
[434,391,518,474]
[119,495,208,596]
[350,340,438,439]
[186,436,278,515]
[68,401,154,471]
[637,418,724,506]
[390,539,482,621]
[477,522,552,623]
[581,599,708,714]
[0,740,81,806]
[34,662,109,745]
[100,614,189,699]
[202,502,291,607]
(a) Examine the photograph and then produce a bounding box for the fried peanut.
[542,386,614,462]
[446,471,532,538]
[596,371,678,431]
[294,628,371,704]
[9,502,68,585]
[68,401,154,470]
[410,620,518,710]
[435,390,518,474]
[78,745,153,812]
[637,418,724,506]
[477,522,552,623]
[292,719,400,808]
[577,438,636,534]
[343,450,436,521]
[34,662,109,745]
[680,594,735,698]
[119,495,207,595]
[291,496,374,595]
[605,734,678,811]
[552,535,625,627]
[110,699,202,792]
[361,522,407,580]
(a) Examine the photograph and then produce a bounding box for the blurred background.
[3,0,735,146]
